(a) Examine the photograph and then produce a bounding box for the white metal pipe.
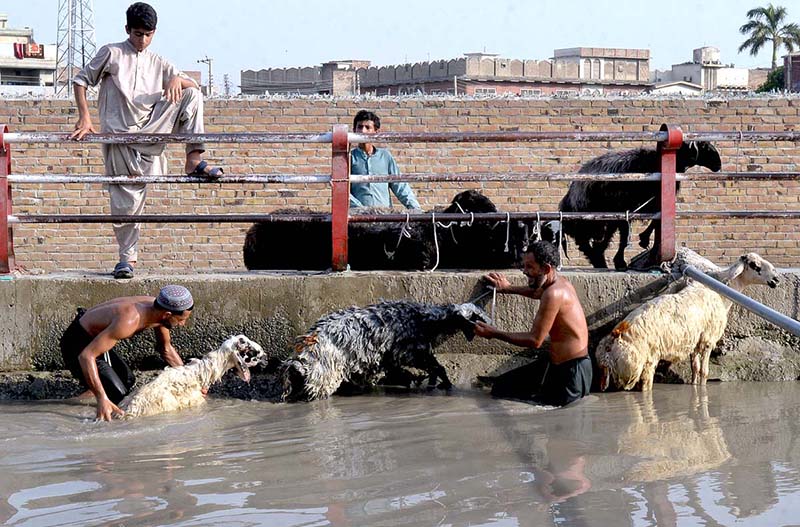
[684,265,800,337]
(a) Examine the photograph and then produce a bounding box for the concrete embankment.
[1,269,799,399]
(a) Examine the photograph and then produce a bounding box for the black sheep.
[557,141,721,270]
[242,190,531,271]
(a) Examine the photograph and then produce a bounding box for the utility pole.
[56,0,96,96]
[197,55,213,96]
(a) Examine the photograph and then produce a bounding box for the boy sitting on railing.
[70,2,224,279]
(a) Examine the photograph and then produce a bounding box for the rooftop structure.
[241,47,653,97]
[0,14,57,94]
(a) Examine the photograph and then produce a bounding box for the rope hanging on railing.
[504,212,511,253]
[384,212,412,260]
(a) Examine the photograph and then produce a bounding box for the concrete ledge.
[1,269,798,384]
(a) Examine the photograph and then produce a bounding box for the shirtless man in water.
[474,240,592,406]
[59,285,194,421]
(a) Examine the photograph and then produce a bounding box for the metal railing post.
[331,124,350,271]
[0,125,15,274]
[657,123,682,264]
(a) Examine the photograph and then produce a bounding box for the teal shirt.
[349,147,420,209]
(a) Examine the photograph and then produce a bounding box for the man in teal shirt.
[349,110,421,209]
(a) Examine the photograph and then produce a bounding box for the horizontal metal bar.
[677,211,800,219]
[7,174,331,184]
[2,132,333,144]
[683,131,800,142]
[683,172,800,181]
[4,130,799,145]
[7,211,658,224]
[348,131,669,143]
[351,172,669,183]
[8,214,331,224]
[8,171,799,185]
[6,172,668,185]
[684,265,800,337]
[349,212,657,222]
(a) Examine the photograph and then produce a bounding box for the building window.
[520,89,542,96]
[474,87,497,95]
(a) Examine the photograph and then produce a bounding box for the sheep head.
[453,302,491,341]
[678,141,721,173]
[736,253,780,289]
[222,334,265,384]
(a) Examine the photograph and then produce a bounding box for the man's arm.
[70,85,97,140]
[78,328,129,421]
[154,326,184,368]
[475,287,561,349]
[349,192,365,207]
[484,272,538,299]
[386,154,421,209]
[70,45,110,140]
[474,322,538,348]
[163,75,198,104]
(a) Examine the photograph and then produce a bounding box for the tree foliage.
[738,3,800,69]
[756,65,785,92]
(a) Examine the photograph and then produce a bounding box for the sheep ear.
[730,258,747,280]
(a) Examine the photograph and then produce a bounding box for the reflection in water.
[2,383,800,526]
[616,386,731,483]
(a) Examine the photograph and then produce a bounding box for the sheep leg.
[639,360,657,391]
[410,351,453,390]
[639,221,657,249]
[690,352,702,385]
[574,235,608,268]
[613,221,630,271]
[698,343,714,385]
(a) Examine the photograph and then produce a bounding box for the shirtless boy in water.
[474,241,592,406]
[59,285,194,421]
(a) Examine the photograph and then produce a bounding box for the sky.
[4,0,794,92]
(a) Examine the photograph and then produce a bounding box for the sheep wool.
[596,252,780,391]
[119,335,264,418]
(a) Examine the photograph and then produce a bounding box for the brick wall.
[1,96,799,273]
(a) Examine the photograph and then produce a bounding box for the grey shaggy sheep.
[119,335,265,418]
[281,300,491,401]
[557,141,721,270]
[595,253,780,392]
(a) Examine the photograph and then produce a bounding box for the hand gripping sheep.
[281,300,491,401]
[596,253,780,391]
[119,335,265,418]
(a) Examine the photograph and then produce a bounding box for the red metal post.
[331,124,350,271]
[657,123,682,264]
[0,124,15,273]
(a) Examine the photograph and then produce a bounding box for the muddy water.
[2,382,800,526]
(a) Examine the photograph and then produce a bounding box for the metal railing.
[684,265,800,337]
[1,124,800,273]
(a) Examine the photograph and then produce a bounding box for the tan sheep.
[119,335,264,418]
[596,253,780,391]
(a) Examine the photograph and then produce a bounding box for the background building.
[241,47,652,96]
[0,14,56,95]
[786,53,800,92]
[652,46,765,93]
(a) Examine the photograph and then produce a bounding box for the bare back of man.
[60,286,194,421]
[536,276,589,365]
[80,296,163,336]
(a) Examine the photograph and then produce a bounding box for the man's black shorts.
[59,308,136,403]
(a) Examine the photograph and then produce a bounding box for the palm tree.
[738,4,800,69]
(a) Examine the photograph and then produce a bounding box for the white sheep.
[596,253,780,391]
[119,335,265,418]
